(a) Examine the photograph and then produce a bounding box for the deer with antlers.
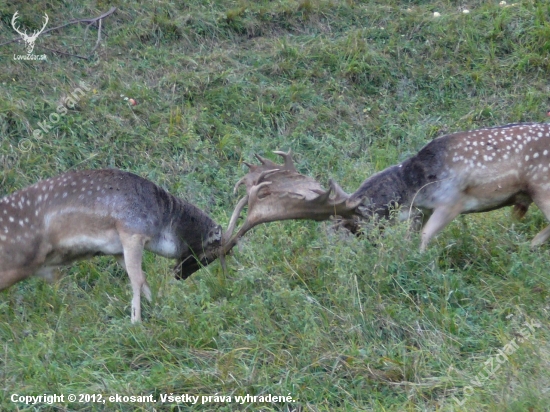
[0,155,349,323]
[250,123,550,252]
[11,11,49,54]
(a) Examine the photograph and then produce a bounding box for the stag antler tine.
[255,154,279,168]
[224,194,249,243]
[233,176,246,194]
[248,181,272,203]
[12,11,25,35]
[233,168,279,195]
[311,185,333,204]
[256,168,280,184]
[39,13,49,32]
[273,150,297,172]
[328,179,351,201]
[304,179,351,205]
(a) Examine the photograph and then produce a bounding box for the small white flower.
[499,1,507,5]
[433,11,441,17]
[463,9,470,14]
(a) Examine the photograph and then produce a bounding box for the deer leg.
[410,208,430,232]
[512,202,530,220]
[119,232,151,323]
[531,225,550,248]
[0,268,33,290]
[420,203,463,251]
[116,254,152,301]
[530,195,550,248]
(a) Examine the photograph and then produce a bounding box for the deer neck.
[156,194,220,258]
[350,155,442,219]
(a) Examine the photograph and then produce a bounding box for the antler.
[220,150,360,254]
[34,13,49,38]
[11,12,26,37]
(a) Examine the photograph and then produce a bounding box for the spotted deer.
[0,155,352,323]
[0,170,225,322]
[346,122,550,250]
[248,123,550,251]
[4,123,550,321]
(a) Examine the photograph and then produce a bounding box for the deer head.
[11,11,49,54]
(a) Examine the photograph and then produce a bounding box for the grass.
[1,0,550,410]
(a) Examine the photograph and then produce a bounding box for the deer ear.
[205,225,222,246]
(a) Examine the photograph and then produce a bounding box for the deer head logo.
[11,11,49,55]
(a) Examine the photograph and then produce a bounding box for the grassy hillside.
[1,0,549,410]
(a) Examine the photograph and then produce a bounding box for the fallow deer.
[254,123,550,251]
[346,122,550,250]
[0,156,351,323]
[0,169,224,322]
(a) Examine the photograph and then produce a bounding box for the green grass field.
[1,0,549,410]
